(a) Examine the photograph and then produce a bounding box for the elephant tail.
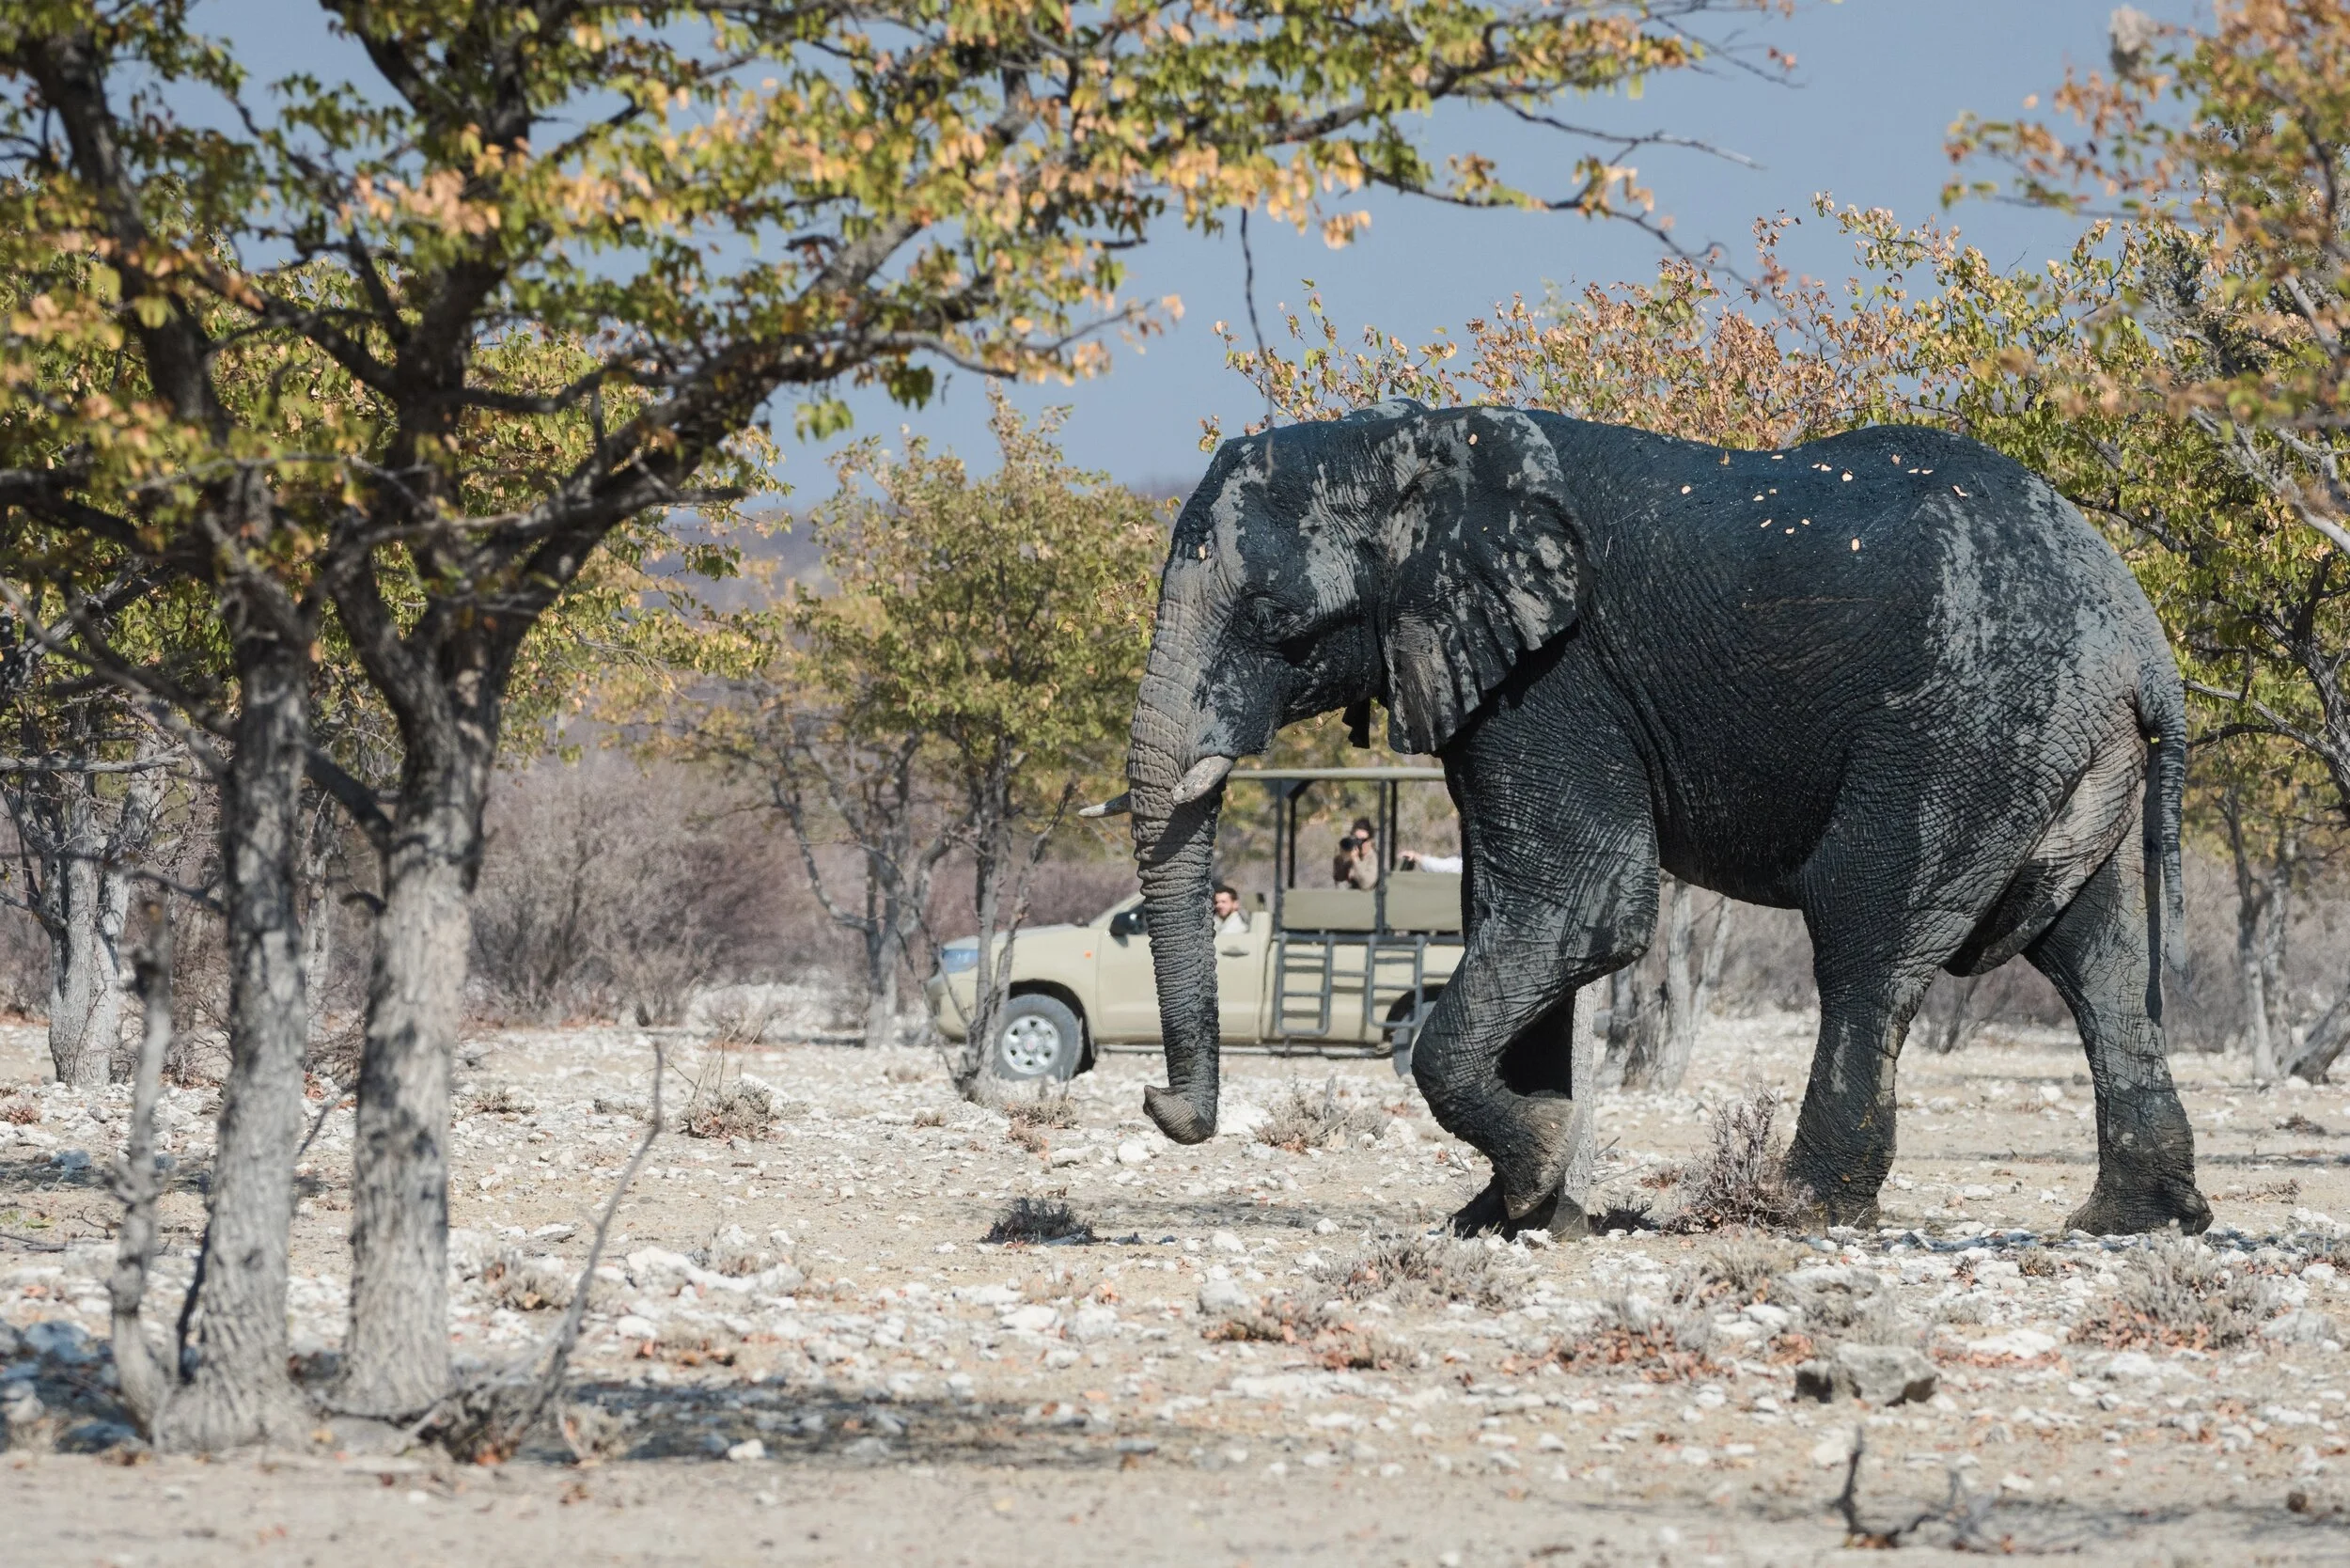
[2138,674,2188,988]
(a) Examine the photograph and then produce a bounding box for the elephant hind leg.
[2024,836,2209,1236]
[1947,729,2143,977]
[1783,963,1938,1227]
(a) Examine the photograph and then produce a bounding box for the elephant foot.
[1448,1177,1590,1241]
[1143,1085,1214,1145]
[2064,1173,2211,1237]
[1784,1145,1883,1231]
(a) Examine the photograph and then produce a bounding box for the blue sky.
[194,0,2205,494]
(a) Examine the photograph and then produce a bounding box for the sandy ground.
[6,1009,2350,1566]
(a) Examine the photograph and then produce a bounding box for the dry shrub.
[682,1079,775,1140]
[1668,1089,1811,1232]
[1699,1231,1802,1299]
[1007,1123,1046,1154]
[1002,1083,1077,1130]
[479,1249,588,1312]
[1202,1296,1409,1368]
[698,1224,790,1278]
[983,1198,1094,1246]
[2073,1232,2279,1351]
[1257,1076,1386,1152]
[1314,1234,1519,1311]
[1555,1284,1721,1381]
[0,1096,39,1126]
[592,1094,650,1120]
[466,1084,533,1118]
[1774,1264,1907,1345]
[2279,1112,2329,1137]
[883,1058,929,1085]
[468,755,804,1025]
[911,1106,947,1128]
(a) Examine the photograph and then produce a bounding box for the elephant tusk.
[1077,792,1132,820]
[1171,755,1235,805]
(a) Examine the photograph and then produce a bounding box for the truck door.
[1217,903,1268,1043]
[1094,902,1161,1041]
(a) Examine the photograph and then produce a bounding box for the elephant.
[1121,399,2211,1239]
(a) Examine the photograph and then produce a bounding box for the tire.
[1387,988,1440,1079]
[987,994,1085,1082]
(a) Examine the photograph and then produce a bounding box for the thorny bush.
[1257,1076,1389,1152]
[1668,1089,1813,1232]
[983,1198,1095,1246]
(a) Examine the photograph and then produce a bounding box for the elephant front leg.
[1417,918,1630,1239]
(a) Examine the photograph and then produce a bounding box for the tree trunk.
[302,805,337,1047]
[42,770,116,1087]
[109,896,174,1434]
[1923,971,1983,1055]
[100,739,169,1079]
[1650,877,1700,1091]
[1557,984,1600,1222]
[154,636,312,1451]
[1601,964,1641,1089]
[1695,893,1733,1020]
[2285,994,2350,1083]
[340,739,490,1418]
[2226,800,2289,1081]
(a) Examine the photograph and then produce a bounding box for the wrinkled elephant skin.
[1122,401,2209,1239]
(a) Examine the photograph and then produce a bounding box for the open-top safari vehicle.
[925,766,1464,1080]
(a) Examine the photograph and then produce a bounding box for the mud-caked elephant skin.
[1122,400,2209,1240]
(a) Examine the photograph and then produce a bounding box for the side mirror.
[1109,908,1148,940]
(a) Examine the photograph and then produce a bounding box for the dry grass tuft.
[2072,1232,2280,1351]
[911,1106,947,1128]
[591,1094,650,1120]
[1314,1234,1519,1311]
[1257,1076,1387,1152]
[983,1198,1095,1246]
[1667,1089,1811,1232]
[681,1079,775,1140]
[0,1096,39,1126]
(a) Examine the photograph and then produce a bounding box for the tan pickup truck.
[924,767,1465,1080]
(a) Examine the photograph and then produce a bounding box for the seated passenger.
[1212,884,1251,938]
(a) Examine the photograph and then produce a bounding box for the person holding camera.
[1330,817,1380,890]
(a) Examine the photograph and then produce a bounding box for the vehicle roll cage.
[1235,765,1447,937]
[1229,766,1455,1053]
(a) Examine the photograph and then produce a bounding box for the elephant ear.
[1376,409,1581,754]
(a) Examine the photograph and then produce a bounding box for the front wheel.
[988,994,1085,1081]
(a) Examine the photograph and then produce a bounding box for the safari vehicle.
[925,767,1464,1080]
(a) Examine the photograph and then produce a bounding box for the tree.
[778,393,1163,1077]
[3,0,1780,1434]
[1950,1,2350,823]
[0,670,174,1086]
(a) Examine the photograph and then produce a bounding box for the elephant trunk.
[1129,593,1228,1146]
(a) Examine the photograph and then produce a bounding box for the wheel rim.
[1000,1014,1064,1075]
